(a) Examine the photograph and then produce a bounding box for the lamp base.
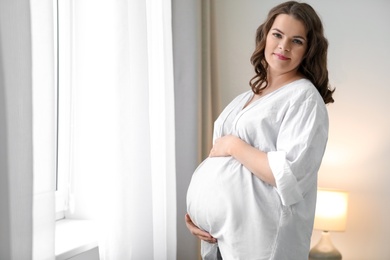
[309,231,342,260]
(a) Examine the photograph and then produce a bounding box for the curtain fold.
[200,0,221,160]
[66,0,176,259]
[146,0,177,258]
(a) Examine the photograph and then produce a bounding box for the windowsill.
[55,219,98,260]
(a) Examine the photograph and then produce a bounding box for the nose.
[279,39,290,52]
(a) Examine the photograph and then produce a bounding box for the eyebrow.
[271,28,307,41]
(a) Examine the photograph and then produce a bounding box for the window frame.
[55,0,73,221]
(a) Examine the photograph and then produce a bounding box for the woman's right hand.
[185,213,217,244]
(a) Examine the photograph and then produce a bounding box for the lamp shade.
[313,188,349,232]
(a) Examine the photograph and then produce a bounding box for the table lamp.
[309,188,349,260]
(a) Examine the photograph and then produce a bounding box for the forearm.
[229,137,276,187]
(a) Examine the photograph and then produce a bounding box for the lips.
[274,53,289,60]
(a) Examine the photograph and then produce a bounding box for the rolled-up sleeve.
[267,95,328,206]
[268,151,303,206]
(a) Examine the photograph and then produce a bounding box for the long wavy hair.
[250,1,334,104]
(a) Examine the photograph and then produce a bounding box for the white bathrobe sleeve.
[268,91,329,206]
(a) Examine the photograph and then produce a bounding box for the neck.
[266,71,303,91]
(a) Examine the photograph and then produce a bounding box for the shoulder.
[281,79,328,121]
[284,79,325,106]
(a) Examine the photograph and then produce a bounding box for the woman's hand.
[210,135,276,186]
[185,214,217,244]
[209,135,240,157]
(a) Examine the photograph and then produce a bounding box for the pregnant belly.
[186,156,254,235]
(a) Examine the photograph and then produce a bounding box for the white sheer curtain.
[66,0,176,259]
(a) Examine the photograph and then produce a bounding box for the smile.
[273,53,289,60]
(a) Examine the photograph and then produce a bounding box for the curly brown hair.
[250,1,335,104]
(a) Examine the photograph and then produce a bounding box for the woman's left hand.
[209,135,240,157]
[185,214,217,244]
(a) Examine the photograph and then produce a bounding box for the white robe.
[186,79,329,260]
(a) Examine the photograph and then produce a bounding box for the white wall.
[0,0,34,259]
[0,1,56,259]
[172,0,202,259]
[211,1,390,259]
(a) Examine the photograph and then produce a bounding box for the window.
[53,0,178,257]
[54,1,99,257]
[55,0,73,221]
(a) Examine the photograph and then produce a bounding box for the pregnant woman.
[186,1,335,260]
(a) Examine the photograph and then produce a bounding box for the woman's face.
[265,14,308,76]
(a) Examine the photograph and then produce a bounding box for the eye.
[292,39,304,45]
[272,32,282,39]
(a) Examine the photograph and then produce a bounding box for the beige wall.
[211,0,390,259]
